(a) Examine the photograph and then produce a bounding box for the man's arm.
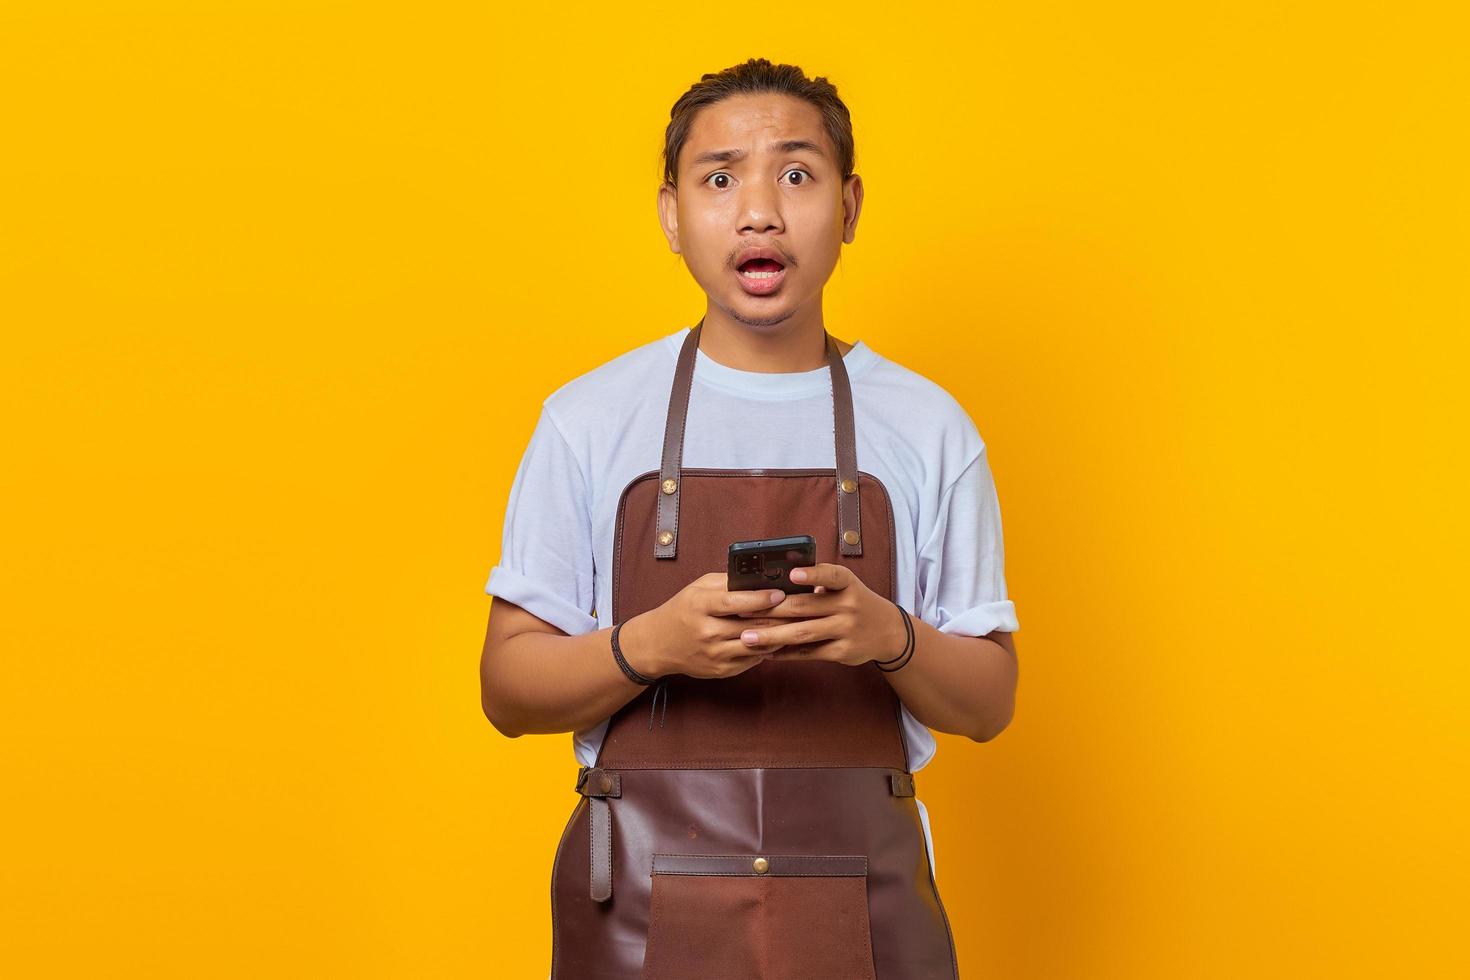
[481,577,795,736]
[902,429,1019,742]
[479,597,662,738]
[876,623,1017,742]
[741,563,1019,742]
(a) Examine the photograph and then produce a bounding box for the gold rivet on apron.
[839,477,857,494]
[843,529,860,546]
[657,530,674,546]
[661,478,677,494]
[752,857,769,874]
[597,773,614,794]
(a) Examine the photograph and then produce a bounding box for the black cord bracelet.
[875,602,915,672]
[875,601,913,663]
[877,628,913,671]
[874,602,912,664]
[610,621,657,686]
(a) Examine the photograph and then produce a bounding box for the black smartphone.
[728,534,817,594]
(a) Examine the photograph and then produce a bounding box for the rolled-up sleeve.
[915,445,1020,637]
[483,405,598,637]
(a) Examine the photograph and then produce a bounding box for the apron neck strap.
[654,317,864,559]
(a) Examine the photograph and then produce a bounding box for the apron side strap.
[589,798,612,902]
[575,767,621,903]
[889,770,916,797]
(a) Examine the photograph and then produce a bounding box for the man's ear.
[841,173,864,245]
[657,182,681,254]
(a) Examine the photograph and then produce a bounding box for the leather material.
[549,325,960,978]
[653,318,700,559]
[655,320,865,559]
[589,798,612,903]
[576,768,621,904]
[644,858,878,979]
[606,469,905,771]
[577,767,623,799]
[651,853,868,877]
[825,330,864,558]
[552,769,956,978]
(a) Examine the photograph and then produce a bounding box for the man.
[481,57,1019,978]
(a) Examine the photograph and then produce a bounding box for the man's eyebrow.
[688,139,827,168]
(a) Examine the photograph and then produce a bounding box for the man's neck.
[695,303,852,373]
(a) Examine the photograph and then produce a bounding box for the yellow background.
[3,2,1465,976]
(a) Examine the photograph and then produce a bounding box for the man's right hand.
[618,572,789,680]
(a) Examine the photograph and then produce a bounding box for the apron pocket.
[642,853,876,980]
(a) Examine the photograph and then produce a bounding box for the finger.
[713,640,783,663]
[746,592,836,618]
[736,606,817,619]
[738,616,838,649]
[765,642,837,662]
[787,563,850,590]
[764,636,842,660]
[712,588,787,616]
[728,616,785,630]
[710,616,789,642]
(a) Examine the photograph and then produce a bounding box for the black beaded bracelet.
[875,602,915,672]
[610,621,657,686]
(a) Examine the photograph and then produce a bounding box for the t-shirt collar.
[663,326,877,401]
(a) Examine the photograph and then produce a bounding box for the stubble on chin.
[718,286,800,328]
[726,305,797,328]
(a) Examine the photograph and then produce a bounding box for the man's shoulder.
[860,349,984,453]
[538,328,679,437]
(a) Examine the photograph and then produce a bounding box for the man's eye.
[704,170,810,189]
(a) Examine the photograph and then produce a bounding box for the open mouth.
[735,255,787,295]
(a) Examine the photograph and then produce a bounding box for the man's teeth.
[740,269,781,278]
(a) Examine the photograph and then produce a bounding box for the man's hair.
[661,57,856,188]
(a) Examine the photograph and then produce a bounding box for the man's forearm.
[877,616,1017,741]
[481,612,664,738]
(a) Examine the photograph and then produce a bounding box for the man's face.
[657,93,862,329]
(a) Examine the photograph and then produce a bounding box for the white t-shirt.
[485,325,1020,879]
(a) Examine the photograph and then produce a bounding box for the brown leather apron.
[550,320,960,978]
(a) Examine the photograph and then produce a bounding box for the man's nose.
[738,181,784,233]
